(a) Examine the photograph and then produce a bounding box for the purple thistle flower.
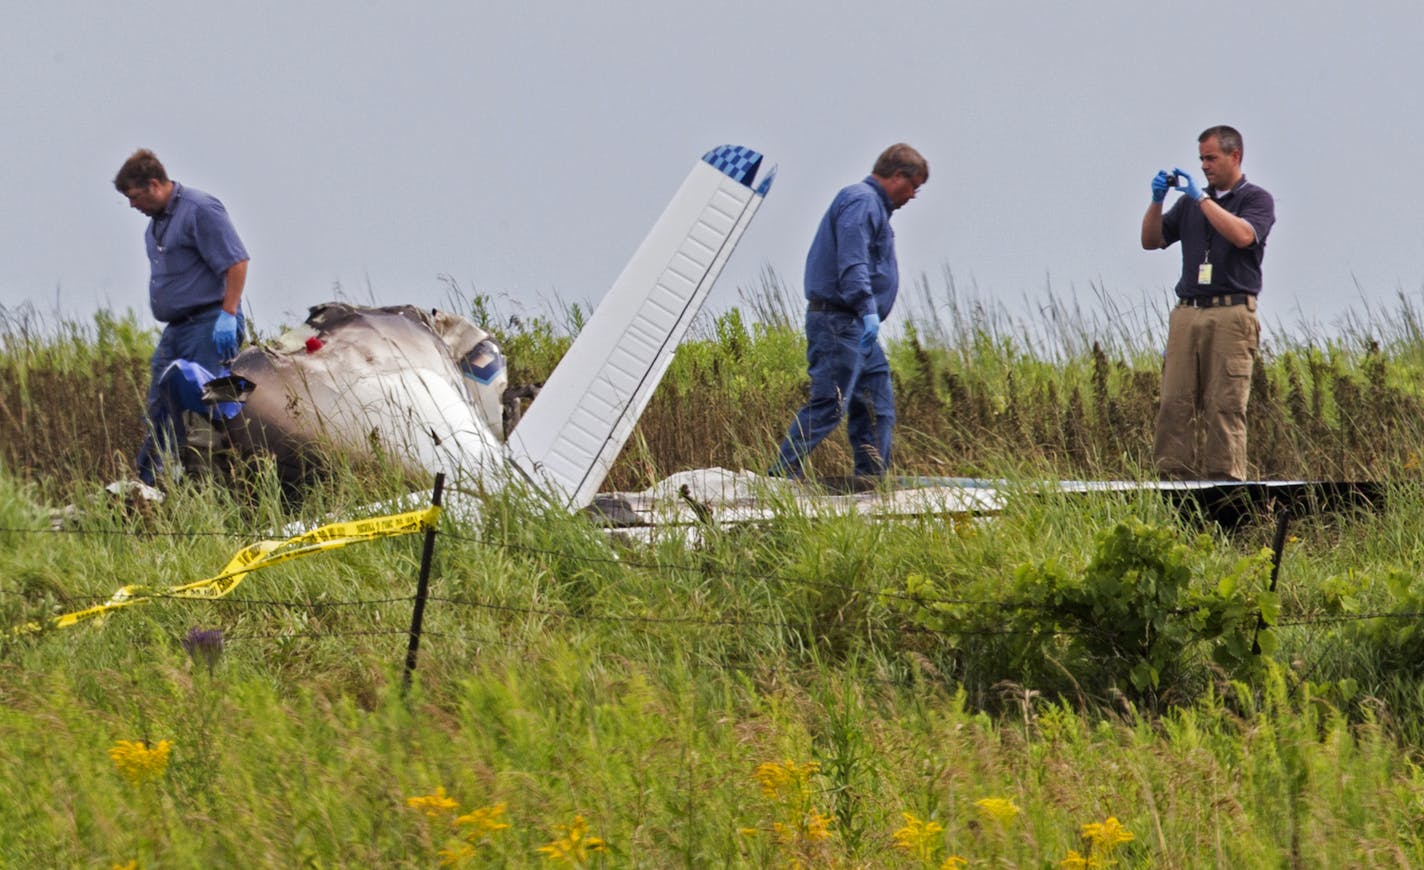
[182,627,225,674]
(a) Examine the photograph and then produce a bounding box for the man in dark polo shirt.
[1141,125,1275,481]
[114,149,250,484]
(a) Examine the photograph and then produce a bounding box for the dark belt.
[807,299,859,315]
[166,302,224,326]
[1178,293,1255,309]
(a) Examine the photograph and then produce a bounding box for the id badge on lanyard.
[1198,201,1215,285]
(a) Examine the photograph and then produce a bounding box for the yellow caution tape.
[16,505,441,635]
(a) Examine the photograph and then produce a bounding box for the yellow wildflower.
[770,820,799,846]
[406,786,460,818]
[973,797,1020,825]
[108,739,172,785]
[1081,816,1135,850]
[437,843,478,867]
[941,857,969,870]
[1058,850,1091,869]
[802,808,834,842]
[765,808,835,847]
[537,814,608,864]
[754,761,790,798]
[455,802,511,840]
[892,812,944,860]
[112,863,140,870]
[753,760,819,800]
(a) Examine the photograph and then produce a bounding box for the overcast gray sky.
[3,1,1421,342]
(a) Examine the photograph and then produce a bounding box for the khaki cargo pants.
[1153,297,1259,481]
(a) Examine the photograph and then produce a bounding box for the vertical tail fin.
[506,145,774,508]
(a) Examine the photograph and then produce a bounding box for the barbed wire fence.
[1,479,1414,696]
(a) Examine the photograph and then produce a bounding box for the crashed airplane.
[152,144,776,512]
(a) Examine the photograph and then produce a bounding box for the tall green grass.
[7,276,1424,493]
[5,466,1424,865]
[6,281,1424,864]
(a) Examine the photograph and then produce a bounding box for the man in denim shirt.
[770,143,927,482]
[114,149,249,484]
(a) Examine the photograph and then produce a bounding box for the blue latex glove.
[213,310,240,360]
[1151,170,1171,203]
[860,312,880,351]
[1172,168,1205,202]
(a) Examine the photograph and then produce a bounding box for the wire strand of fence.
[423,593,789,629]
[436,528,1064,613]
[0,525,247,539]
[2,521,1064,616]
[203,626,968,691]
[151,594,417,607]
[1276,611,1424,625]
[221,628,422,641]
[398,594,1081,640]
[29,581,1424,644]
[10,524,1424,635]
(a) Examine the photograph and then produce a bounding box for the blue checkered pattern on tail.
[701,145,763,187]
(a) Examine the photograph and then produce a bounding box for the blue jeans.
[137,307,241,483]
[771,309,895,478]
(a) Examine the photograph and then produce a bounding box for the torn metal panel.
[221,303,510,485]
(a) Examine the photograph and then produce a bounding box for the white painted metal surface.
[506,155,768,508]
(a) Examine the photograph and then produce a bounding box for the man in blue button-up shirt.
[114,149,250,484]
[770,143,928,482]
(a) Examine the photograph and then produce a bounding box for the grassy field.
[4,282,1424,866]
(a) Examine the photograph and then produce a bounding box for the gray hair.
[872,143,928,183]
[1199,125,1243,157]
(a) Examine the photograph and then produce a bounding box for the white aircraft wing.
[505,144,774,509]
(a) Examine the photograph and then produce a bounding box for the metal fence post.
[1252,506,1291,656]
[403,473,445,694]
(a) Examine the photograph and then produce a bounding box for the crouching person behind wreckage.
[114,148,250,485]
